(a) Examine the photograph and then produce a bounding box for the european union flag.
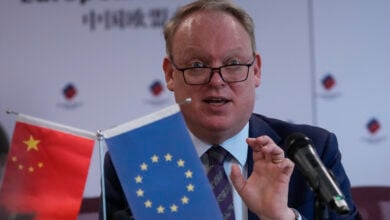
[103,104,223,220]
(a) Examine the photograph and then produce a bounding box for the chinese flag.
[0,114,95,220]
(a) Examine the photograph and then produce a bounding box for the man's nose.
[208,69,225,85]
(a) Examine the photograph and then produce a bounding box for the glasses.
[171,55,256,85]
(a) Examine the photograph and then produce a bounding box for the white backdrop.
[0,0,389,200]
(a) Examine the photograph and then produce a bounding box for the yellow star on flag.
[164,153,173,161]
[170,204,178,212]
[24,135,40,151]
[185,170,193,178]
[181,196,189,204]
[157,205,165,213]
[135,175,143,183]
[151,155,159,163]
[136,189,144,197]
[144,200,152,208]
[140,163,148,171]
[186,184,195,192]
[177,159,185,167]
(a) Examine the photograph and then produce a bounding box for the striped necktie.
[205,145,235,220]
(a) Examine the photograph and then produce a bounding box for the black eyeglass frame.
[170,54,256,85]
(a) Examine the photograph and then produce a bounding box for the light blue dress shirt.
[190,123,249,220]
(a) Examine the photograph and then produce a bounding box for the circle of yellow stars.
[11,135,44,173]
[134,153,195,215]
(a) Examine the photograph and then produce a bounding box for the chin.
[201,118,233,131]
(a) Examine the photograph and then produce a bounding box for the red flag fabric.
[0,114,95,220]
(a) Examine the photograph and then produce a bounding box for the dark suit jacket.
[100,113,358,220]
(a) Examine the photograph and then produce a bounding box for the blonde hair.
[163,0,256,56]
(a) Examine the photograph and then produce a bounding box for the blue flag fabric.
[103,104,223,220]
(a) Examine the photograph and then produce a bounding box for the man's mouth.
[204,98,229,105]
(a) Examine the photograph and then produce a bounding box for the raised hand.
[230,135,296,220]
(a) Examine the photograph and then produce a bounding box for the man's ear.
[254,53,262,88]
[162,57,175,91]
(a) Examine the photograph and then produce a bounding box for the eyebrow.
[176,49,251,63]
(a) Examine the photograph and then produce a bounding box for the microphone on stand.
[285,133,350,216]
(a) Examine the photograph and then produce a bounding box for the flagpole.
[2,110,18,188]
[97,130,107,220]
[6,110,18,115]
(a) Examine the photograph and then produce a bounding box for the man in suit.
[100,0,358,219]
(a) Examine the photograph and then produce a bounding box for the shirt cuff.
[291,208,302,220]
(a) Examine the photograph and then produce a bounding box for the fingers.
[247,136,285,164]
[274,158,295,183]
[230,164,246,193]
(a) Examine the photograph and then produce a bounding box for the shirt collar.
[190,123,249,167]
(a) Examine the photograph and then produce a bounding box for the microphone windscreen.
[284,132,312,159]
